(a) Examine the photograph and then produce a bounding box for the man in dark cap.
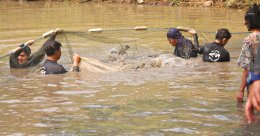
[167,27,199,59]
[9,39,45,69]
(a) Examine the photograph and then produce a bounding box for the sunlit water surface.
[0,1,259,135]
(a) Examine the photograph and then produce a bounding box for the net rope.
[0,27,250,84]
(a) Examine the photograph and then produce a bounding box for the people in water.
[195,28,231,62]
[236,3,260,104]
[167,27,199,59]
[9,29,62,69]
[9,39,45,69]
[41,34,81,75]
[8,28,80,75]
[167,27,231,62]
[235,3,260,123]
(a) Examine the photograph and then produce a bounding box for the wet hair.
[245,4,260,31]
[21,46,31,56]
[167,28,184,41]
[44,40,62,56]
[215,28,232,40]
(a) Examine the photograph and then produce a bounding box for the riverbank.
[5,0,259,9]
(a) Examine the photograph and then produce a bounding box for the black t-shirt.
[198,42,230,62]
[174,37,198,59]
[41,59,67,75]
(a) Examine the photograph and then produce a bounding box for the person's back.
[41,37,67,75]
[42,59,67,75]
[195,28,231,62]
[41,34,81,75]
[202,42,230,62]
[174,37,198,59]
[238,32,260,71]
[167,27,199,59]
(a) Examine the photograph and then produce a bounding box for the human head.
[244,4,260,31]
[17,46,31,64]
[215,28,232,46]
[44,40,62,60]
[167,28,183,46]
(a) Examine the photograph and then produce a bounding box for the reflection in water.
[0,1,258,135]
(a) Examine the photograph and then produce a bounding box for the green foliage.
[226,0,259,4]
[244,0,259,5]
[171,0,179,4]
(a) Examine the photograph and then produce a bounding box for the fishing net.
[1,26,244,84]
[0,27,166,84]
[54,28,163,71]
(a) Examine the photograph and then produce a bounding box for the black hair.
[215,28,232,40]
[44,40,62,56]
[245,4,260,31]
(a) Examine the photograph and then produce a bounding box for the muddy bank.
[5,0,259,9]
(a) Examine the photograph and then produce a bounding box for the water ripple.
[6,133,24,136]
[161,127,200,134]
[53,90,99,95]
[29,97,48,103]
[212,114,230,121]
[82,105,116,109]
[203,123,219,127]
[34,107,60,113]
[33,123,49,128]
[129,111,153,117]
[162,119,201,124]
[188,107,209,112]
[109,94,129,98]
[80,130,97,134]
[0,99,21,103]
[46,84,58,87]
[144,132,165,136]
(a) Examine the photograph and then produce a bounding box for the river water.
[0,1,259,135]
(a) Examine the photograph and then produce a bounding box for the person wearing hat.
[40,35,81,75]
[167,27,199,59]
[9,39,45,69]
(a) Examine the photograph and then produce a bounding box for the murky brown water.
[0,1,259,135]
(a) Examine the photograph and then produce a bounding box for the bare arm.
[72,54,81,72]
[12,40,34,52]
[236,69,248,102]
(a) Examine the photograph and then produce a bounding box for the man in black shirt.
[195,28,232,62]
[41,35,81,75]
[9,29,63,69]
